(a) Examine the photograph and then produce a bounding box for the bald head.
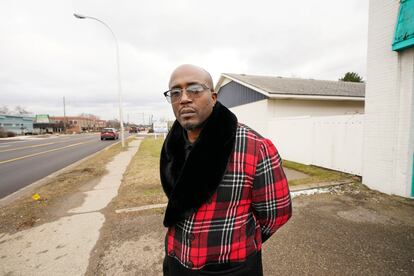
[167,64,217,138]
[169,64,214,90]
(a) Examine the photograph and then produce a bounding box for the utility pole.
[63,96,66,133]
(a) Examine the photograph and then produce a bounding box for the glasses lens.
[163,91,172,103]
[164,84,208,103]
[186,84,204,93]
[170,89,182,101]
[163,89,182,103]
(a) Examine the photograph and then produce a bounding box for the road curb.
[113,181,357,214]
[115,203,167,214]
[289,180,355,192]
[0,136,136,208]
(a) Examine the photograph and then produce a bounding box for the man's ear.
[211,91,218,103]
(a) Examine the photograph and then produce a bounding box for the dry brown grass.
[0,137,135,234]
[111,137,167,210]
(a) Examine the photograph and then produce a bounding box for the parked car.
[129,126,138,133]
[100,128,119,140]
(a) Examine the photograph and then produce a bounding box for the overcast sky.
[0,0,369,123]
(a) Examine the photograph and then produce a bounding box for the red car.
[100,128,119,140]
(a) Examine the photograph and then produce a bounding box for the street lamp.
[74,13,125,147]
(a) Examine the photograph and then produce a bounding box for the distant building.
[33,114,54,134]
[0,114,34,135]
[153,121,168,133]
[96,119,107,129]
[51,116,106,133]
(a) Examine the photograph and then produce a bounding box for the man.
[160,64,292,275]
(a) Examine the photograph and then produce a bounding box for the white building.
[216,74,365,137]
[216,74,366,176]
[363,0,414,198]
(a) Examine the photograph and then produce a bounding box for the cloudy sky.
[0,0,369,123]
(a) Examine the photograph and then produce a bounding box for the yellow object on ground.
[32,193,41,201]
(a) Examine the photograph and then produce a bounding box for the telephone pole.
[63,96,66,133]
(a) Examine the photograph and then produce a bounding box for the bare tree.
[0,105,10,114]
[14,106,32,115]
[79,113,100,120]
[106,119,120,129]
[0,105,33,115]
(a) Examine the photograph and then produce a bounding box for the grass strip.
[283,159,358,186]
[113,138,357,207]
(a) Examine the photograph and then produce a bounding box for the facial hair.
[181,117,209,131]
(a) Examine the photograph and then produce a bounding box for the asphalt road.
[0,133,129,199]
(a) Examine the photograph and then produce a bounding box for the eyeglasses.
[163,83,211,104]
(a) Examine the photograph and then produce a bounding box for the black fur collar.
[160,102,238,227]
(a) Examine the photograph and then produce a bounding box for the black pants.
[163,251,263,276]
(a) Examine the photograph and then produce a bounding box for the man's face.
[169,66,217,131]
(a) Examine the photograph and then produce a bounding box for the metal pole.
[63,96,66,133]
[74,13,125,147]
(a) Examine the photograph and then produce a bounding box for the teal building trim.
[392,0,414,51]
[412,153,414,197]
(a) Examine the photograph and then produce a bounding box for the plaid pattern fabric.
[166,123,292,269]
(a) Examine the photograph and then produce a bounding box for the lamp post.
[74,13,125,147]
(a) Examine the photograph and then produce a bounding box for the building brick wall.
[363,0,414,197]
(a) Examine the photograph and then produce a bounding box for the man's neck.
[187,129,201,143]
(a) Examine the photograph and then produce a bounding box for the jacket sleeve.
[252,138,292,243]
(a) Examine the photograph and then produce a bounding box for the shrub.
[0,128,16,138]
[7,131,16,137]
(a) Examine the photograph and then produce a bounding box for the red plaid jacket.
[166,123,292,269]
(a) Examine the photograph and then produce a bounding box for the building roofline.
[268,94,364,101]
[215,74,365,101]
